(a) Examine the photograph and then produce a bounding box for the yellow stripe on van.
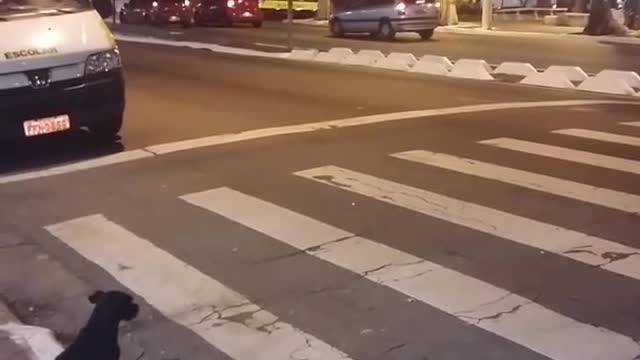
[261,0,318,10]
[99,18,117,48]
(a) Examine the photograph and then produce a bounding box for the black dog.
[56,290,139,360]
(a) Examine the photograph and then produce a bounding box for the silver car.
[329,0,440,40]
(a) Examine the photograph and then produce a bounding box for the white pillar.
[481,0,492,29]
[317,0,330,20]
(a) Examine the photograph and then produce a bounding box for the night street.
[111,21,640,73]
[2,28,640,360]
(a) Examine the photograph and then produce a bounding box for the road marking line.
[295,166,640,281]
[45,214,352,360]
[621,121,640,127]
[181,187,640,360]
[391,150,640,214]
[145,101,634,155]
[0,150,153,185]
[479,138,640,175]
[1,101,636,186]
[552,128,640,147]
[114,34,288,59]
[253,42,290,49]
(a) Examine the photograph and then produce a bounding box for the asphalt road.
[1,42,640,360]
[111,21,640,73]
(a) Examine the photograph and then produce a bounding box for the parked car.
[0,0,125,141]
[194,0,263,27]
[120,0,153,24]
[148,0,196,27]
[329,0,439,40]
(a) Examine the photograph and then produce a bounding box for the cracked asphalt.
[1,41,640,359]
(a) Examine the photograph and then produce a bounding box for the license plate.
[23,115,71,137]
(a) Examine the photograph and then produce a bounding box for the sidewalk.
[1,299,65,360]
[291,17,640,44]
[0,299,18,324]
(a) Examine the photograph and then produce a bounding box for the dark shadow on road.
[0,131,125,175]
[326,34,435,44]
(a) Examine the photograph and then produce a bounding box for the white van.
[0,0,124,140]
[329,0,440,40]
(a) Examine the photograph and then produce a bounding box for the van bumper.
[0,70,125,140]
[392,16,438,32]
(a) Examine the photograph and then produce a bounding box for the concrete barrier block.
[594,70,640,88]
[315,51,347,63]
[448,59,494,80]
[494,62,538,76]
[411,62,450,75]
[342,50,385,66]
[521,72,575,89]
[543,65,589,82]
[578,77,637,95]
[328,47,354,57]
[288,49,319,61]
[387,52,418,66]
[418,55,454,70]
[358,49,386,58]
[373,57,412,71]
[454,59,492,72]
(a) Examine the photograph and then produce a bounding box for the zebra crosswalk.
[39,124,640,360]
[479,137,640,175]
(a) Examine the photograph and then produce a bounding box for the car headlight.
[85,49,121,75]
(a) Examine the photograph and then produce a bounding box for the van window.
[0,0,92,15]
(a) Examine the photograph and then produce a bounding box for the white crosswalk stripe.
[181,187,640,360]
[552,128,640,147]
[391,150,640,213]
[35,124,640,360]
[45,214,353,360]
[620,121,640,127]
[479,137,640,175]
[294,166,640,282]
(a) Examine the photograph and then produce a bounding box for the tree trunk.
[572,0,587,12]
[583,0,624,34]
[439,0,459,25]
[584,0,611,34]
[624,0,640,29]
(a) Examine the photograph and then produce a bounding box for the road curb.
[436,26,640,44]
[0,299,66,359]
[113,34,640,99]
[285,18,640,44]
[0,299,19,324]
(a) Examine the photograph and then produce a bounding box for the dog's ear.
[122,303,139,321]
[88,290,105,304]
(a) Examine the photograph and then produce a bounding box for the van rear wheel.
[418,29,434,40]
[378,20,395,41]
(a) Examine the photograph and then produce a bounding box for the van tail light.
[227,0,235,7]
[395,2,406,14]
